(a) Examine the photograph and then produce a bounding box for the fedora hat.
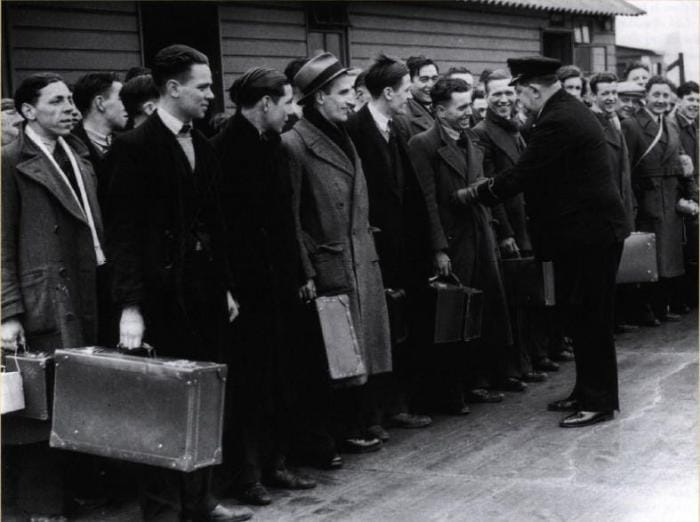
[294,52,349,104]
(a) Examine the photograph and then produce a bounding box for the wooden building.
[2,0,644,112]
[616,44,666,79]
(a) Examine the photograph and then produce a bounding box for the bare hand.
[119,306,145,350]
[226,291,240,323]
[433,251,452,277]
[680,154,694,177]
[299,279,317,303]
[1,318,25,351]
[499,237,520,257]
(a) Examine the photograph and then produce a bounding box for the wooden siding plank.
[12,27,140,52]
[12,49,141,71]
[351,44,532,64]
[10,7,139,32]
[16,1,137,13]
[221,39,307,58]
[218,4,305,25]
[222,56,294,75]
[220,21,306,41]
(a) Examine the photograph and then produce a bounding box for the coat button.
[59,268,68,278]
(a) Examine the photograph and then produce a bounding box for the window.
[574,22,591,44]
[306,4,349,65]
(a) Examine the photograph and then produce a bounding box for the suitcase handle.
[117,342,156,358]
[428,273,463,286]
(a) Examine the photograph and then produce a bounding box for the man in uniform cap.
[616,81,645,120]
[458,55,631,428]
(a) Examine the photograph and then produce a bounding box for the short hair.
[120,74,159,118]
[589,72,619,94]
[677,81,699,99]
[228,67,288,109]
[624,61,650,80]
[484,69,511,93]
[446,66,472,77]
[479,69,493,84]
[406,56,438,79]
[1,98,16,111]
[152,44,209,91]
[645,75,677,94]
[365,54,409,98]
[284,57,309,84]
[556,65,582,82]
[125,66,151,82]
[430,77,470,107]
[354,70,368,89]
[14,72,64,113]
[472,89,485,101]
[72,72,121,115]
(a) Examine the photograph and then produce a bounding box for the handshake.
[453,178,492,206]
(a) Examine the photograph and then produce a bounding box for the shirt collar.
[440,122,461,142]
[645,108,664,122]
[676,110,697,127]
[82,123,111,153]
[157,106,191,136]
[367,101,391,135]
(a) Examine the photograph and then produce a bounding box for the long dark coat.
[472,110,533,253]
[408,122,513,348]
[106,112,232,362]
[394,98,434,142]
[282,118,392,376]
[675,111,698,180]
[622,110,697,278]
[2,131,102,444]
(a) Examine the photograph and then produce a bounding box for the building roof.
[616,45,663,57]
[464,0,645,16]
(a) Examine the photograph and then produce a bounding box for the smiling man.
[394,56,439,139]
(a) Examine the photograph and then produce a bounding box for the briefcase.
[1,356,24,415]
[50,347,226,472]
[6,350,54,420]
[427,275,483,343]
[315,295,366,380]
[501,257,556,307]
[385,288,409,346]
[616,232,659,284]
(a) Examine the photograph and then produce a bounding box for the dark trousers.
[557,241,624,411]
[511,306,551,374]
[139,467,214,521]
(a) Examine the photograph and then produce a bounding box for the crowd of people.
[1,42,697,522]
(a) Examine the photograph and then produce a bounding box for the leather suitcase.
[5,350,54,420]
[385,288,409,346]
[501,257,556,307]
[315,295,366,380]
[616,232,659,284]
[428,276,483,343]
[50,347,226,472]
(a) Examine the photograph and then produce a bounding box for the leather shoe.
[264,468,316,490]
[466,388,504,403]
[496,377,527,392]
[659,312,682,322]
[547,398,579,412]
[551,350,574,362]
[235,482,272,506]
[521,371,547,383]
[614,323,639,334]
[366,424,390,442]
[559,410,614,428]
[535,357,560,372]
[341,437,382,454]
[201,503,254,521]
[388,412,432,429]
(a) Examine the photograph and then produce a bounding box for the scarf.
[303,105,355,164]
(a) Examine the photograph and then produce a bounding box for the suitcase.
[385,288,409,346]
[6,350,54,420]
[616,232,659,284]
[50,347,226,472]
[501,257,556,307]
[315,295,366,380]
[427,276,483,343]
[1,356,24,415]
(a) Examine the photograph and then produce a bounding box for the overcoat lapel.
[485,119,521,163]
[435,125,467,180]
[295,119,355,177]
[357,105,402,201]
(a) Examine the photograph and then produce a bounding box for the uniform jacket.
[282,117,392,376]
[409,122,512,348]
[394,98,434,142]
[106,112,232,361]
[481,88,630,260]
[622,109,697,277]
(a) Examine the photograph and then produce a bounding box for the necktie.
[386,120,394,143]
[177,123,196,171]
[53,145,83,208]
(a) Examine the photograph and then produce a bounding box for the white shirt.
[367,101,392,141]
[157,107,195,171]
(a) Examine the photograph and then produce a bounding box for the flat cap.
[617,81,645,96]
[507,56,562,86]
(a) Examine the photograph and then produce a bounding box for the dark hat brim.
[508,74,525,86]
[297,66,350,105]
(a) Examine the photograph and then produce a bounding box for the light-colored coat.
[282,118,391,376]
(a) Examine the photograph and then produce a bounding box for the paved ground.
[6,314,698,521]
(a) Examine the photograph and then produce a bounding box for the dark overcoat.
[2,131,102,443]
[622,110,697,278]
[675,111,698,180]
[282,118,392,376]
[408,122,513,348]
[472,111,533,253]
[394,98,434,142]
[106,112,232,362]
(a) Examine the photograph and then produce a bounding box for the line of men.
[1,43,697,522]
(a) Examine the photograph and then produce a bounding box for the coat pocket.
[20,268,58,336]
[311,243,352,295]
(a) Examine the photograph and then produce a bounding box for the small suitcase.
[616,232,659,284]
[428,276,483,343]
[315,295,366,380]
[385,288,409,346]
[50,347,226,472]
[501,257,556,307]
[6,350,54,420]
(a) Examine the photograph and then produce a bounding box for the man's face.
[678,91,700,121]
[22,81,75,139]
[627,67,650,88]
[318,74,355,124]
[593,81,618,115]
[102,81,128,131]
[173,63,214,121]
[1,107,23,145]
[264,84,294,134]
[472,98,487,121]
[410,64,439,104]
[450,73,474,91]
[563,77,583,99]
[646,83,672,115]
[437,90,472,131]
[515,83,543,114]
[486,78,516,119]
[355,85,370,111]
[617,94,640,119]
[386,74,413,117]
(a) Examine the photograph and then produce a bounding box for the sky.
[616,0,699,83]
